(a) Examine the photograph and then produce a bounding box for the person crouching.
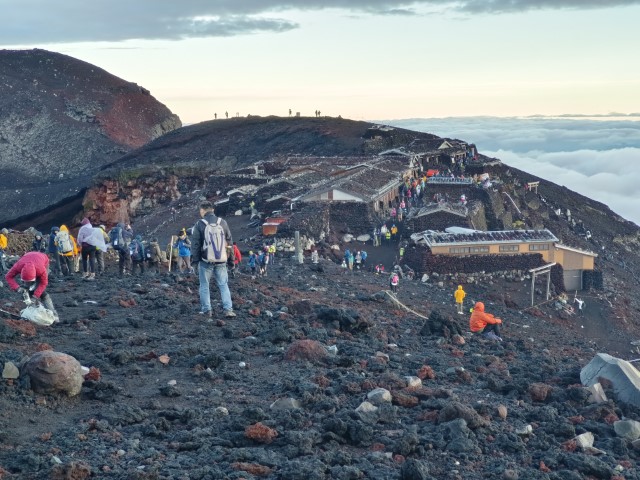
[5,251,59,322]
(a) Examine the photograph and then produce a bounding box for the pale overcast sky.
[1,1,639,124]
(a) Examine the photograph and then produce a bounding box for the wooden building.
[413,229,597,290]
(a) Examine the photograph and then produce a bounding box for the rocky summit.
[0,49,181,226]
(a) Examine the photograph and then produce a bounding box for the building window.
[449,247,470,254]
[470,246,490,253]
[529,244,550,251]
[499,245,520,252]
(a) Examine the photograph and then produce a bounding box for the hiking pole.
[168,236,175,272]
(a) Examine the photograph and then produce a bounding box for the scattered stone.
[574,432,594,449]
[438,402,489,429]
[400,458,430,480]
[367,388,392,404]
[405,376,422,388]
[270,398,302,410]
[2,361,19,379]
[581,353,640,408]
[497,405,508,420]
[417,365,436,380]
[285,340,329,364]
[22,351,83,397]
[613,420,640,441]
[529,383,552,402]
[587,383,608,403]
[515,425,533,436]
[452,334,465,345]
[355,401,378,413]
[245,422,278,444]
[214,407,229,416]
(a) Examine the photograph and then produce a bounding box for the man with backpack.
[191,201,235,318]
[110,223,133,276]
[56,225,76,276]
[129,235,146,275]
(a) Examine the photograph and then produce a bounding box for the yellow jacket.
[0,234,7,250]
[58,225,78,257]
[454,286,466,303]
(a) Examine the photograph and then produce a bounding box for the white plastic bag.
[20,305,56,326]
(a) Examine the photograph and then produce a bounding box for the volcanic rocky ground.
[0,214,640,479]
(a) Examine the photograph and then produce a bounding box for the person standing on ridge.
[191,201,235,318]
[454,285,466,315]
[469,302,503,341]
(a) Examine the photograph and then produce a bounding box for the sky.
[1,1,639,225]
[1,0,640,123]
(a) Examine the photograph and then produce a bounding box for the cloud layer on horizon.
[387,117,640,226]
[2,0,640,43]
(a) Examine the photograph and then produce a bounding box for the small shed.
[551,244,598,291]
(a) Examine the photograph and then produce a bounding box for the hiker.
[355,251,362,269]
[95,225,110,275]
[129,235,146,275]
[32,233,46,252]
[77,218,98,280]
[56,225,76,276]
[0,228,8,273]
[360,250,367,266]
[258,250,267,276]
[399,245,405,260]
[109,223,133,275]
[389,272,400,293]
[174,230,192,273]
[146,238,164,274]
[454,285,466,314]
[268,243,276,265]
[347,251,354,270]
[248,250,257,276]
[231,242,242,276]
[310,246,319,264]
[469,302,503,341]
[5,251,58,322]
[191,201,235,318]
[390,224,398,242]
[47,227,61,276]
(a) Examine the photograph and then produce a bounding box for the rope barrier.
[383,290,429,319]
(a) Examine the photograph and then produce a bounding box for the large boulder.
[0,49,181,227]
[22,351,84,396]
[580,353,640,408]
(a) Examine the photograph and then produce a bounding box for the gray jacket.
[191,212,233,263]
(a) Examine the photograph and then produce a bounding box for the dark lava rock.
[420,310,464,337]
[400,458,433,480]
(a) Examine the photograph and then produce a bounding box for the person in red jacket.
[469,301,502,341]
[232,242,242,277]
[5,251,58,322]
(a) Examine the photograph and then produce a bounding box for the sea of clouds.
[386,116,640,226]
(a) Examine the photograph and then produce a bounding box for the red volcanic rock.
[529,383,552,402]
[245,423,278,444]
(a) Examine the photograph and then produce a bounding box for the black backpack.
[129,240,145,261]
[110,227,125,250]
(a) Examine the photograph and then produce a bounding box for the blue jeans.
[199,262,233,313]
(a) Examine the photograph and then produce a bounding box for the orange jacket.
[469,302,502,332]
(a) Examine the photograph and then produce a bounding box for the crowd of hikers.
[1,196,505,340]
